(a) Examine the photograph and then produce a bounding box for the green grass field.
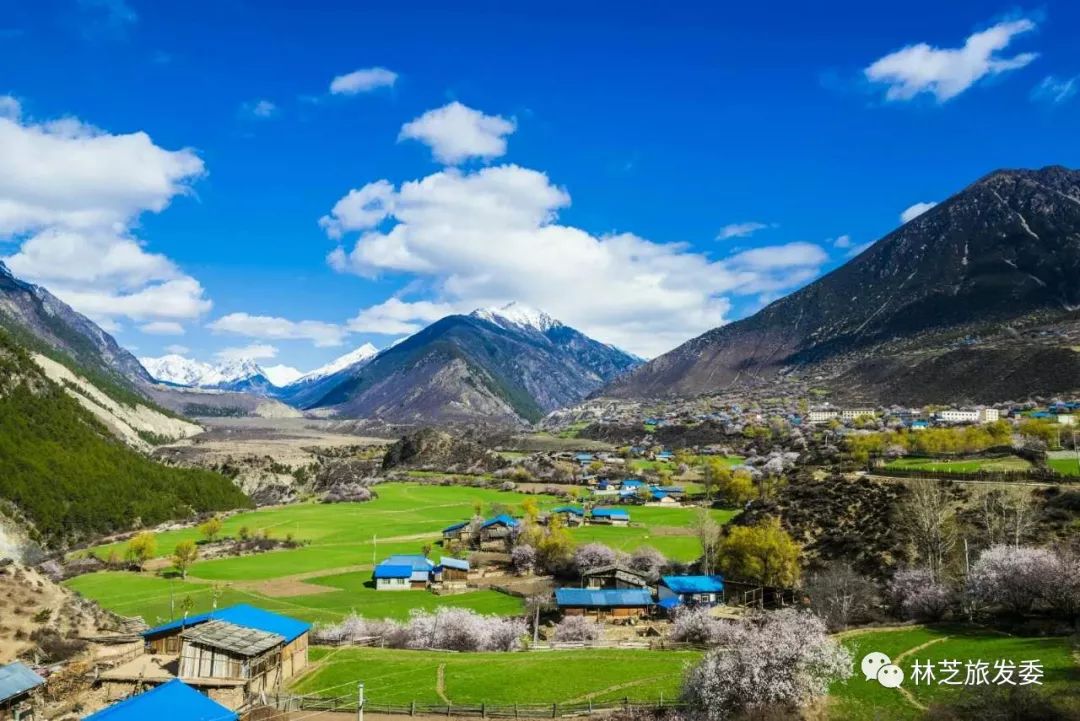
[883,456,1033,474]
[1048,457,1080,476]
[292,647,700,704]
[66,483,724,626]
[831,626,1079,720]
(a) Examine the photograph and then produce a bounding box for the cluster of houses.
[372,554,470,591]
[0,604,313,720]
[556,566,725,621]
[594,478,682,505]
[807,406,1002,427]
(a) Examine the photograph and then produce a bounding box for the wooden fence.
[266,694,686,718]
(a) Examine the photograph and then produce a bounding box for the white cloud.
[716,221,771,240]
[900,201,938,224]
[1031,75,1078,104]
[140,320,184,335]
[215,343,277,361]
[831,234,853,249]
[324,164,828,357]
[865,18,1038,102]
[329,67,398,95]
[207,312,347,347]
[347,297,459,335]
[262,364,303,386]
[319,180,395,240]
[0,104,210,326]
[243,99,278,118]
[399,102,516,165]
[0,95,20,120]
[165,344,190,354]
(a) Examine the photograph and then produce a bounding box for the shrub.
[573,543,618,574]
[315,609,526,652]
[967,544,1080,617]
[511,544,537,575]
[628,546,666,583]
[669,606,725,645]
[552,615,602,642]
[681,610,852,721]
[889,568,952,621]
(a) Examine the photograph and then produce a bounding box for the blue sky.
[1,0,1078,378]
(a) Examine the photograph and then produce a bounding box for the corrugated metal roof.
[661,575,725,593]
[555,588,653,607]
[181,619,284,657]
[85,678,237,721]
[590,507,629,518]
[383,554,435,571]
[481,514,519,529]
[439,556,470,571]
[442,521,469,533]
[0,662,44,702]
[373,564,412,579]
[551,506,584,515]
[141,604,310,643]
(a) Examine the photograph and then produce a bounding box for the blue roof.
[555,588,653,608]
[551,505,584,516]
[656,451,674,458]
[442,520,469,533]
[649,489,669,500]
[85,679,237,721]
[383,554,435,571]
[591,507,629,519]
[662,575,725,593]
[620,479,645,487]
[481,514,519,529]
[657,597,681,610]
[0,662,44,703]
[373,564,412,579]
[141,604,311,643]
[439,556,470,571]
[575,453,594,461]
[657,486,684,493]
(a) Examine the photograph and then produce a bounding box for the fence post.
[411,701,416,716]
[623,697,629,713]
[515,703,519,719]
[482,703,486,718]
[588,699,593,714]
[552,703,557,718]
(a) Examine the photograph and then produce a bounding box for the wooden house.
[438,557,470,589]
[0,662,44,721]
[374,555,435,590]
[548,506,585,527]
[555,588,653,620]
[85,678,237,721]
[589,508,629,526]
[478,514,519,550]
[581,563,649,590]
[658,575,725,611]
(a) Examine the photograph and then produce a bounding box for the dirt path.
[435,664,451,705]
[893,635,950,712]
[563,674,682,705]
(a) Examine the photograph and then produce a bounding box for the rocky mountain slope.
[603,166,1080,405]
[308,303,641,425]
[274,343,378,408]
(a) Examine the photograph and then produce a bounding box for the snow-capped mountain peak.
[140,354,215,386]
[294,343,379,385]
[471,302,561,332]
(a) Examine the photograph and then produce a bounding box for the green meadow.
[883,456,1033,474]
[66,482,727,625]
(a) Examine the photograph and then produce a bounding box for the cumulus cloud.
[1031,75,1078,104]
[347,297,459,335]
[319,180,395,240]
[399,102,516,165]
[900,201,938,223]
[0,103,210,327]
[716,221,772,240]
[329,67,398,95]
[140,320,184,335]
[831,234,853,249]
[243,99,278,118]
[0,95,20,120]
[323,164,827,357]
[865,18,1038,102]
[207,312,347,347]
[215,343,277,361]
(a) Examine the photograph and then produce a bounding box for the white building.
[1058,414,1077,427]
[937,408,1000,424]
[807,410,838,424]
[841,409,876,422]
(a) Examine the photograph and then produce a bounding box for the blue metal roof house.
[658,575,725,609]
[0,661,44,718]
[439,556,470,572]
[375,555,435,589]
[551,505,584,516]
[85,678,237,721]
[556,588,653,619]
[141,603,310,644]
[590,507,630,525]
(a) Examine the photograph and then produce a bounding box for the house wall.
[0,690,40,721]
[561,606,648,620]
[376,577,410,591]
[280,634,308,679]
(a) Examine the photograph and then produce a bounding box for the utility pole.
[357,682,365,721]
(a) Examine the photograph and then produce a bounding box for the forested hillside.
[0,329,249,546]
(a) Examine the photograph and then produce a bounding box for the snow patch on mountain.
[471,301,561,332]
[294,343,378,384]
[140,354,273,388]
[262,364,304,386]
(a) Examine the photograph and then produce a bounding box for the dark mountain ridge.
[603,166,1080,404]
[309,305,641,425]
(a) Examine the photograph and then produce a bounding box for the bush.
[628,546,666,583]
[669,606,725,645]
[967,544,1080,617]
[511,544,537,575]
[681,609,852,721]
[889,568,952,621]
[314,609,526,652]
[573,543,618,574]
[552,615,602,642]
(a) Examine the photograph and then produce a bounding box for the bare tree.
[974,488,1036,548]
[693,508,721,574]
[805,563,878,631]
[901,479,958,582]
